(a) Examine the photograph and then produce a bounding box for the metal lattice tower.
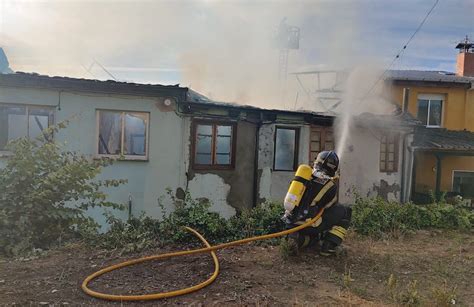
[275,18,300,84]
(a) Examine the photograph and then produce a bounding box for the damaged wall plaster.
[187,173,236,218]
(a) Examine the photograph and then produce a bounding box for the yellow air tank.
[284,164,313,213]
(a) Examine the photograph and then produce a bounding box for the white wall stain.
[187,173,236,218]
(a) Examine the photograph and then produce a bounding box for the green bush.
[81,213,160,253]
[158,191,232,243]
[352,196,474,238]
[92,193,285,253]
[89,192,473,253]
[0,122,126,256]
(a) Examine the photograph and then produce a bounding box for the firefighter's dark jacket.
[300,174,338,219]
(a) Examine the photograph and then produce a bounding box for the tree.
[0,121,126,255]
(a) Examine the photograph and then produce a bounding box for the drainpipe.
[435,153,443,201]
[400,132,412,203]
[405,146,416,202]
[252,121,262,207]
[128,193,133,221]
[399,88,411,203]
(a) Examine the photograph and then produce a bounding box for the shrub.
[0,122,126,256]
[82,212,160,253]
[92,193,286,253]
[158,191,232,243]
[352,196,474,238]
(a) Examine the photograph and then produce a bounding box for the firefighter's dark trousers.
[291,203,352,249]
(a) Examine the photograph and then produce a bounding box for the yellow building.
[388,39,474,202]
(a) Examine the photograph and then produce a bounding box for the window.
[274,127,299,171]
[192,121,236,169]
[97,110,149,160]
[0,104,54,150]
[417,94,444,127]
[309,126,334,163]
[380,133,399,172]
[453,171,474,198]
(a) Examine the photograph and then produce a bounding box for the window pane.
[216,153,231,164]
[310,152,318,163]
[325,142,334,151]
[195,124,213,164]
[98,111,122,155]
[417,99,429,125]
[326,132,333,142]
[310,141,320,151]
[310,130,320,141]
[388,143,395,152]
[453,171,474,198]
[216,135,231,165]
[215,125,232,165]
[275,128,296,170]
[217,125,231,136]
[387,162,394,171]
[197,124,212,136]
[380,161,386,170]
[0,106,27,149]
[380,143,386,153]
[428,100,442,126]
[28,108,52,139]
[388,153,394,161]
[196,153,212,164]
[124,112,147,156]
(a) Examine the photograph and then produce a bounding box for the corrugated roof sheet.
[413,127,474,151]
[387,70,474,85]
[0,72,187,98]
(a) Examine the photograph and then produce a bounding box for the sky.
[0,0,473,108]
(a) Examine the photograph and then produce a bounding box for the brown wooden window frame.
[273,126,300,172]
[191,120,237,170]
[309,126,334,164]
[380,132,399,173]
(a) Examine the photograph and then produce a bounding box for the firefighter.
[282,151,352,256]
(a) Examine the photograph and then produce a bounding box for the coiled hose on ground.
[81,210,324,301]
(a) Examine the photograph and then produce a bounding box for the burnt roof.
[413,127,474,152]
[0,72,188,99]
[186,88,335,121]
[387,70,474,87]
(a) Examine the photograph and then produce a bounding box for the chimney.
[455,36,474,77]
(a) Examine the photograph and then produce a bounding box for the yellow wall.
[390,85,472,132]
[390,83,474,196]
[415,153,474,193]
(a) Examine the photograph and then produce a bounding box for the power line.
[360,0,440,102]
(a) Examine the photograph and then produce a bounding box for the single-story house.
[0,72,416,225]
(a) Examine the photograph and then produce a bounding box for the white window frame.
[417,94,444,128]
[0,103,55,155]
[451,170,474,195]
[95,109,150,161]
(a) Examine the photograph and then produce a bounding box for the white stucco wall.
[338,124,407,204]
[257,123,310,203]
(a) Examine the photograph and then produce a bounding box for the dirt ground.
[1,230,473,306]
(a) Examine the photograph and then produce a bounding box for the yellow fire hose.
[81,210,324,301]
